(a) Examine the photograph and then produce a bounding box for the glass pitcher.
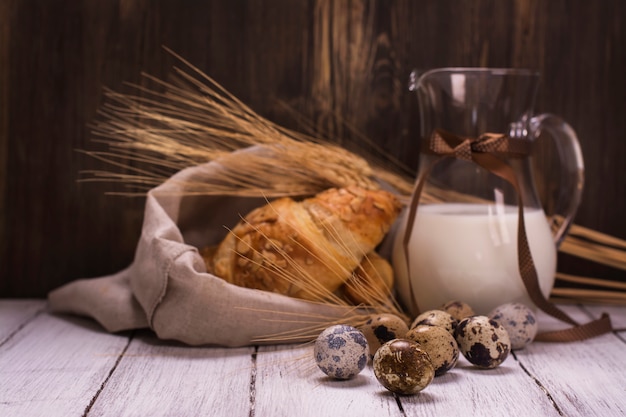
[391,68,584,316]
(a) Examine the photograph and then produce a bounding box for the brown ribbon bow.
[404,128,612,342]
[428,129,532,160]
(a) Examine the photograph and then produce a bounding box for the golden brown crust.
[344,251,394,305]
[199,245,218,274]
[210,186,401,301]
[303,186,402,258]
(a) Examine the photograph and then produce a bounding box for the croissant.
[210,186,401,301]
[343,251,394,305]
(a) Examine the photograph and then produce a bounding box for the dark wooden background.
[1,0,625,298]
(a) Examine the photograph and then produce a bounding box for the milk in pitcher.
[392,203,557,315]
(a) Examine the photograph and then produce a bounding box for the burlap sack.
[48,152,359,347]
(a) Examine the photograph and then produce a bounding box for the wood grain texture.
[87,332,254,417]
[585,303,626,329]
[399,356,563,416]
[1,0,624,297]
[517,307,626,417]
[0,0,13,297]
[0,308,130,417]
[255,344,405,417]
[525,304,626,415]
[2,300,625,416]
[517,335,626,417]
[0,299,45,342]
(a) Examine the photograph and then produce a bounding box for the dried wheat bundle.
[83,49,626,309]
[83,49,412,201]
[551,223,626,305]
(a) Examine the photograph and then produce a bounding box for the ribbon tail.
[472,152,613,341]
[402,158,441,316]
[535,313,613,342]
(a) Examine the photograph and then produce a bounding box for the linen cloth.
[48,156,355,346]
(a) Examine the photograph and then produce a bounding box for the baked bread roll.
[202,247,394,304]
[343,251,394,305]
[210,186,401,301]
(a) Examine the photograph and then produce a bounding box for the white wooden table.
[1,299,625,417]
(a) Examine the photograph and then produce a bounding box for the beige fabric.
[48,153,357,347]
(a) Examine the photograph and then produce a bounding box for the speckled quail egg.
[359,313,410,358]
[314,324,369,380]
[411,309,458,336]
[373,339,435,395]
[454,315,511,369]
[440,300,476,321]
[405,324,459,376]
[489,302,538,350]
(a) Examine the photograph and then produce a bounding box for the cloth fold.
[49,150,355,346]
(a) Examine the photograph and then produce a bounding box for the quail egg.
[411,309,458,335]
[489,302,538,350]
[440,300,475,321]
[314,324,369,380]
[359,313,410,358]
[373,339,435,395]
[454,315,511,369]
[405,324,459,376]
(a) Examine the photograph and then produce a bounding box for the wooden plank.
[582,303,626,330]
[398,353,562,416]
[535,303,598,333]
[253,305,626,416]
[1,302,625,416]
[0,311,130,417]
[0,299,45,342]
[254,344,404,417]
[515,304,626,416]
[255,343,566,417]
[87,331,254,417]
[0,0,10,275]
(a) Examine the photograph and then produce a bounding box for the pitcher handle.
[529,114,584,247]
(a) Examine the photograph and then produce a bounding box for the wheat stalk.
[87,48,411,199]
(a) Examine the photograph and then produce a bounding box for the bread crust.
[211,186,401,301]
[343,251,394,305]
